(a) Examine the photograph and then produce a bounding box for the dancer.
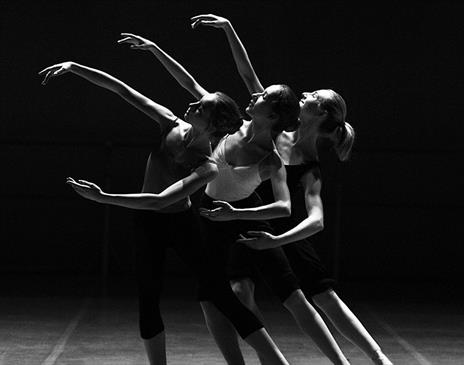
[192,13,393,365]
[38,57,289,365]
[158,21,354,365]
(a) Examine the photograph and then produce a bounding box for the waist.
[200,191,263,209]
[205,169,262,202]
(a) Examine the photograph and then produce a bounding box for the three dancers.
[39,13,392,365]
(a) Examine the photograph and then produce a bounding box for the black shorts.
[283,239,336,297]
[200,192,300,303]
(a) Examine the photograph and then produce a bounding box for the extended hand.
[66,177,104,203]
[236,231,280,250]
[117,33,155,51]
[198,200,237,221]
[190,14,230,29]
[38,62,73,85]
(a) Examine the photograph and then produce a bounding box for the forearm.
[274,214,324,246]
[222,22,262,91]
[233,201,291,220]
[148,44,205,98]
[69,63,126,95]
[98,192,164,210]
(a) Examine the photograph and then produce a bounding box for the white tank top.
[205,135,273,202]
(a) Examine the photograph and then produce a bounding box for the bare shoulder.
[301,169,322,194]
[260,148,284,173]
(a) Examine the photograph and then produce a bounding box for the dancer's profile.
[192,13,393,365]
[38,41,290,364]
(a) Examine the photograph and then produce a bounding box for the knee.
[312,289,338,310]
[283,290,309,310]
[231,279,255,307]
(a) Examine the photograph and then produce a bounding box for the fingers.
[78,179,96,187]
[245,231,265,237]
[236,234,255,244]
[38,65,54,75]
[236,238,255,244]
[66,180,86,189]
[120,32,139,38]
[212,200,229,207]
[41,70,54,85]
[65,177,93,188]
[117,37,134,44]
[191,19,215,29]
[190,14,215,21]
[118,33,142,44]
[191,19,200,29]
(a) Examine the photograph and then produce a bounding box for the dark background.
[1,1,463,290]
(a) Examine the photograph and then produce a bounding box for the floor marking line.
[365,305,432,365]
[41,298,91,365]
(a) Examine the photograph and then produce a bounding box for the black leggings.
[200,192,300,303]
[134,208,263,340]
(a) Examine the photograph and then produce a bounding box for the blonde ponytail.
[334,121,355,161]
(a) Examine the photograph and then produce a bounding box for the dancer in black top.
[38,35,290,365]
[192,14,393,365]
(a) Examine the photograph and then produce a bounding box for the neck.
[280,129,319,164]
[186,125,211,149]
[246,117,274,147]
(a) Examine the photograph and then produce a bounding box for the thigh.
[133,210,169,290]
[170,209,211,276]
[284,240,336,297]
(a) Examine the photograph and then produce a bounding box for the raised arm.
[67,161,218,211]
[191,14,264,94]
[38,61,177,131]
[117,33,208,100]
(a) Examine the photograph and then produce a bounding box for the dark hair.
[270,84,300,136]
[318,90,355,161]
[207,91,243,140]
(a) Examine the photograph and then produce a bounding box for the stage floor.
[0,274,462,364]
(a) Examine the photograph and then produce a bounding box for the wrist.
[223,21,233,32]
[97,192,110,204]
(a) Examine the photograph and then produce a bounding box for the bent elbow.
[281,202,291,217]
[205,169,218,183]
[315,218,324,232]
[146,197,164,211]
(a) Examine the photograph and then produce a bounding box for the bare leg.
[200,301,246,365]
[243,328,289,365]
[231,279,268,364]
[231,278,265,323]
[283,289,350,365]
[313,289,393,365]
[143,331,167,365]
[200,299,289,365]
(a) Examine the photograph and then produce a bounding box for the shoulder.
[193,159,218,178]
[299,166,322,194]
[261,148,284,172]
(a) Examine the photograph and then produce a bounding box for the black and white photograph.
[1,0,463,364]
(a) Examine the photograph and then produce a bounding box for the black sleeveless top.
[256,161,321,234]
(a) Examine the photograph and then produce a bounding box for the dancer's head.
[246,84,300,137]
[185,92,243,139]
[299,89,355,161]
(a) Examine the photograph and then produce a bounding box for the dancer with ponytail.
[192,13,393,365]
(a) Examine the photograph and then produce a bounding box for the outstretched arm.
[191,14,264,94]
[117,33,208,100]
[67,161,218,210]
[38,61,177,131]
[239,171,324,250]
